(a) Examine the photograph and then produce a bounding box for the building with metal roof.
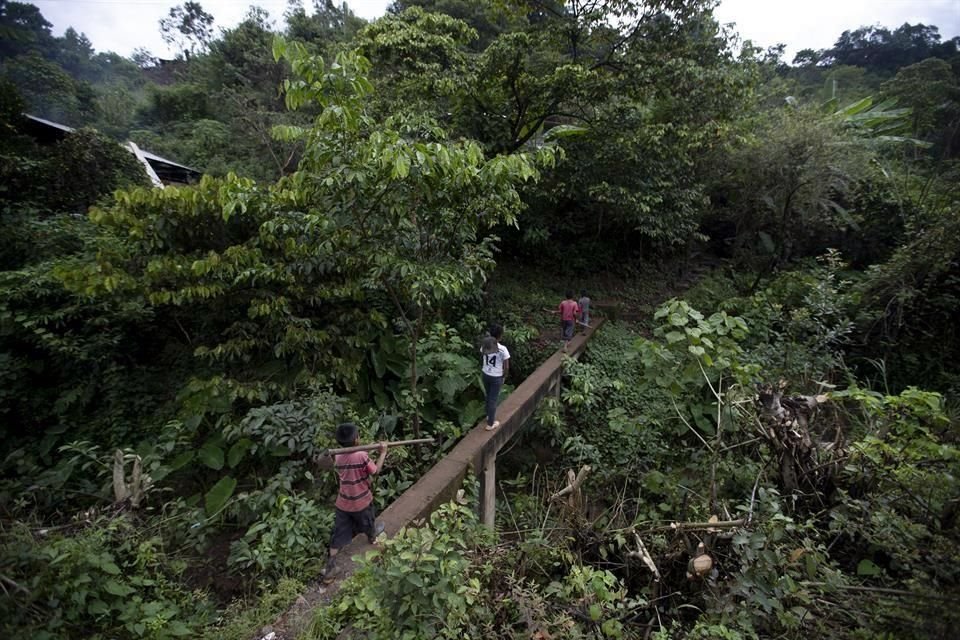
[21,114,202,187]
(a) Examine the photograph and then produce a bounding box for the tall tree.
[1,51,95,123]
[271,40,556,433]
[882,57,960,152]
[821,23,951,75]
[67,42,554,439]
[389,0,518,50]
[204,6,304,178]
[0,0,55,59]
[474,1,753,256]
[284,0,366,47]
[55,27,95,78]
[160,1,215,60]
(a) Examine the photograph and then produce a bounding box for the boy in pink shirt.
[559,290,581,346]
[322,422,387,581]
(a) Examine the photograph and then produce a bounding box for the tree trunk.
[409,321,421,438]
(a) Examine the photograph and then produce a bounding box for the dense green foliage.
[1,0,958,638]
[306,305,958,637]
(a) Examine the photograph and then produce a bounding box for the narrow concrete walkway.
[264,321,604,639]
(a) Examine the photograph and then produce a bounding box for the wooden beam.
[320,438,436,457]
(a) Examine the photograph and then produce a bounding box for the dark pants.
[331,504,377,549]
[482,372,503,427]
[562,320,575,340]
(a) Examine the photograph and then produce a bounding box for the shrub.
[228,493,332,578]
[0,516,213,639]
[308,500,492,639]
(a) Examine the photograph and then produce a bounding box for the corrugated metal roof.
[24,114,75,133]
[22,113,203,186]
[138,148,201,175]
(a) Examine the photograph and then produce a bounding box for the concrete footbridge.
[265,320,605,639]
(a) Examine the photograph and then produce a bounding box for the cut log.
[757,382,836,498]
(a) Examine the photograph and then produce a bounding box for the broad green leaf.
[371,348,386,378]
[856,559,882,576]
[272,36,286,62]
[103,580,134,596]
[545,124,588,139]
[205,476,237,515]
[436,372,465,403]
[168,450,194,471]
[378,414,398,436]
[198,443,224,470]
[834,96,873,118]
[227,438,253,468]
[87,599,109,615]
[665,331,684,343]
[167,621,192,636]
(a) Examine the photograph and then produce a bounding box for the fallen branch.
[636,518,747,534]
[801,582,959,602]
[669,518,745,531]
[627,532,661,581]
[757,382,834,496]
[0,573,30,596]
[549,465,592,502]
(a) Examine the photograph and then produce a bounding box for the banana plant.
[824,95,929,145]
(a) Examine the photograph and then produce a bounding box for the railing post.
[479,451,496,528]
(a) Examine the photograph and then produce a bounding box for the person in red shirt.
[559,290,581,347]
[322,422,387,581]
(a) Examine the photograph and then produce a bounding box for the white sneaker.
[485,420,500,431]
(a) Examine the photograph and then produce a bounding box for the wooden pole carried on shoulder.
[321,438,436,457]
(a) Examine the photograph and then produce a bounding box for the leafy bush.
[416,323,484,428]
[1,126,148,215]
[228,493,332,578]
[198,577,304,640]
[0,254,165,475]
[222,391,347,462]
[139,83,210,124]
[309,500,492,639]
[1,51,96,124]
[544,564,640,638]
[851,200,960,395]
[0,516,213,639]
[633,298,756,438]
[684,252,855,384]
[512,282,959,639]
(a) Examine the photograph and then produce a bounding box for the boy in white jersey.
[480,323,510,431]
[578,289,591,330]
